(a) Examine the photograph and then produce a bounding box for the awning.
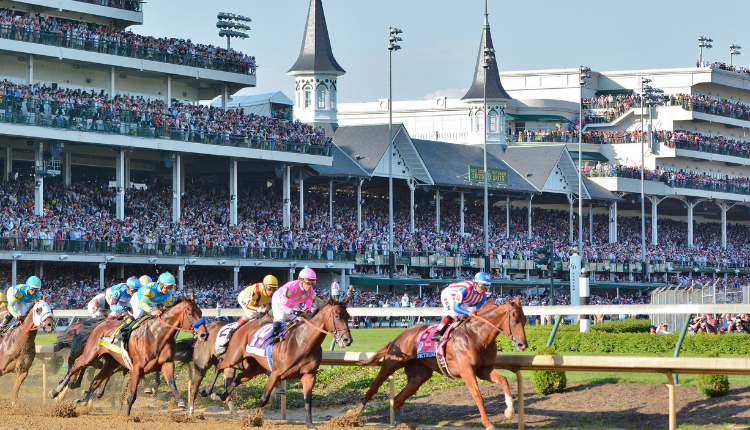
[568,151,609,162]
[505,114,571,123]
[349,277,430,286]
[594,89,634,96]
[348,276,662,289]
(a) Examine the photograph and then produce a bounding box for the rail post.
[673,313,691,384]
[666,371,676,430]
[515,370,524,430]
[389,374,395,426]
[280,380,287,420]
[546,315,563,347]
[42,358,48,403]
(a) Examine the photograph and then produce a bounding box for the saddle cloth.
[97,316,152,370]
[215,322,240,355]
[245,323,277,370]
[416,318,465,358]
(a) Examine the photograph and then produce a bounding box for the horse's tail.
[175,337,196,363]
[358,344,389,367]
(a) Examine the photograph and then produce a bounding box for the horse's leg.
[160,361,185,409]
[69,366,87,389]
[461,366,494,430]
[258,368,281,407]
[223,367,264,416]
[95,370,113,399]
[11,369,29,405]
[478,367,515,420]
[357,358,406,413]
[145,371,161,396]
[75,358,119,411]
[200,360,224,397]
[189,362,207,414]
[125,366,144,417]
[300,372,317,429]
[391,360,433,426]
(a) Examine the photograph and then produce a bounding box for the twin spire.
[461,2,510,101]
[287,0,345,76]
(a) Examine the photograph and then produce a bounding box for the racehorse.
[50,317,105,395]
[357,298,528,430]
[212,298,353,429]
[49,293,208,416]
[0,300,56,403]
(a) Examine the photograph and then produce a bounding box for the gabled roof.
[412,139,538,194]
[583,177,624,202]
[332,124,432,184]
[462,14,511,101]
[308,144,369,178]
[287,0,345,76]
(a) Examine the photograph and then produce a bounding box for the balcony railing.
[0,238,354,261]
[584,169,750,196]
[0,97,332,156]
[682,100,750,122]
[673,139,750,160]
[73,0,141,12]
[0,24,254,76]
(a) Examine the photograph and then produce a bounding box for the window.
[330,91,336,109]
[304,90,311,109]
[478,112,484,132]
[297,91,301,108]
[470,115,475,133]
[489,112,497,132]
[318,89,326,109]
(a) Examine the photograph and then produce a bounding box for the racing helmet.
[262,274,279,288]
[298,266,316,280]
[26,276,42,290]
[126,276,141,290]
[473,272,492,287]
[139,275,153,286]
[158,272,176,286]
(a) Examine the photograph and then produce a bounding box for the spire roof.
[462,13,511,101]
[287,0,345,76]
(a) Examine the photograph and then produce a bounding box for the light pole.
[730,44,742,66]
[578,66,591,253]
[217,12,251,51]
[483,46,495,271]
[698,36,713,66]
[388,27,402,279]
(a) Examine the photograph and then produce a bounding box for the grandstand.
[0,0,748,306]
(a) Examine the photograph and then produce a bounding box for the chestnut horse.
[50,294,208,415]
[211,298,353,429]
[0,300,56,403]
[358,298,528,430]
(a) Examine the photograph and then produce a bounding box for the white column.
[409,180,415,233]
[300,172,305,229]
[233,267,240,292]
[62,152,71,186]
[172,154,181,223]
[282,165,291,228]
[39,261,43,278]
[460,191,465,236]
[221,83,228,111]
[178,265,185,291]
[527,195,533,238]
[99,264,106,291]
[3,147,11,181]
[647,196,666,246]
[109,66,115,98]
[165,75,172,104]
[356,180,362,231]
[589,204,594,244]
[329,179,334,229]
[118,264,124,279]
[34,142,43,216]
[686,200,697,247]
[506,196,510,238]
[26,54,33,85]
[567,193,574,242]
[11,259,17,286]
[229,157,238,226]
[609,201,618,244]
[435,189,441,232]
[115,149,125,220]
[717,202,735,249]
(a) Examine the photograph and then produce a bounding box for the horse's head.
[32,300,55,333]
[321,297,353,348]
[504,297,528,352]
[171,291,208,342]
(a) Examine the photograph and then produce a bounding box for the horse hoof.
[504,407,514,420]
[144,388,153,395]
[199,389,209,398]
[210,393,222,402]
[486,426,496,430]
[177,401,187,409]
[306,424,317,429]
[49,389,58,399]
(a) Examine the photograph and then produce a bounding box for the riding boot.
[431,316,454,341]
[226,317,247,342]
[0,313,13,335]
[268,321,283,345]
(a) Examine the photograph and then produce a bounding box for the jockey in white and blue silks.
[0,276,43,329]
[130,272,176,319]
[431,272,491,341]
[105,276,141,320]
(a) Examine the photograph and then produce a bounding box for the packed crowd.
[0,81,333,150]
[0,8,255,74]
[582,93,642,125]
[665,129,750,159]
[710,62,750,78]
[513,127,648,145]
[73,0,140,11]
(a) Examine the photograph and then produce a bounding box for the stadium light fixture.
[577,65,592,255]
[218,260,227,265]
[698,36,713,66]
[482,46,496,272]
[187,258,197,264]
[387,26,403,279]
[12,253,22,259]
[59,254,69,260]
[217,12,251,51]
[148,257,157,263]
[730,44,742,66]
[254,261,263,266]
[105,255,115,262]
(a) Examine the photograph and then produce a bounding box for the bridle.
[298,305,350,345]
[157,299,203,335]
[469,302,521,346]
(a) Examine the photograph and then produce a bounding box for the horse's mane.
[307,298,346,319]
[165,295,189,310]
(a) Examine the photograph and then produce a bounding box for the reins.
[156,301,195,333]
[469,303,516,341]
[298,306,349,343]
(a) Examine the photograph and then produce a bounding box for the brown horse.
[358,298,528,430]
[212,298,353,429]
[0,300,56,403]
[49,294,208,415]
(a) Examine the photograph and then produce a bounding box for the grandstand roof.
[583,177,624,202]
[287,0,346,76]
[462,14,511,101]
[308,144,370,178]
[411,139,538,194]
[332,124,433,184]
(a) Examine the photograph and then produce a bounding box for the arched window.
[330,91,336,109]
[318,88,327,109]
[304,90,312,108]
[489,112,497,133]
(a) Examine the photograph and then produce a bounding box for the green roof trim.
[505,114,571,123]
[568,151,609,162]
[594,89,634,96]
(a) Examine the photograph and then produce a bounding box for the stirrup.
[268,335,281,346]
[431,334,442,342]
[276,387,286,395]
[102,336,117,344]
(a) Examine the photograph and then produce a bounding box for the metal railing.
[0,97,332,156]
[682,100,750,122]
[0,238,354,261]
[583,169,750,196]
[0,24,254,75]
[73,0,141,11]
[674,139,750,160]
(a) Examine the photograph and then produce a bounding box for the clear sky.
[138,0,750,103]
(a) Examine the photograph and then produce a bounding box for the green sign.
[468,166,508,184]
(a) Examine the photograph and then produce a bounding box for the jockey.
[225,275,278,341]
[132,272,176,319]
[87,292,107,318]
[431,272,491,341]
[0,276,43,330]
[105,276,142,320]
[268,267,316,345]
[139,275,152,287]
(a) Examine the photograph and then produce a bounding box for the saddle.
[416,318,467,379]
[98,316,151,356]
